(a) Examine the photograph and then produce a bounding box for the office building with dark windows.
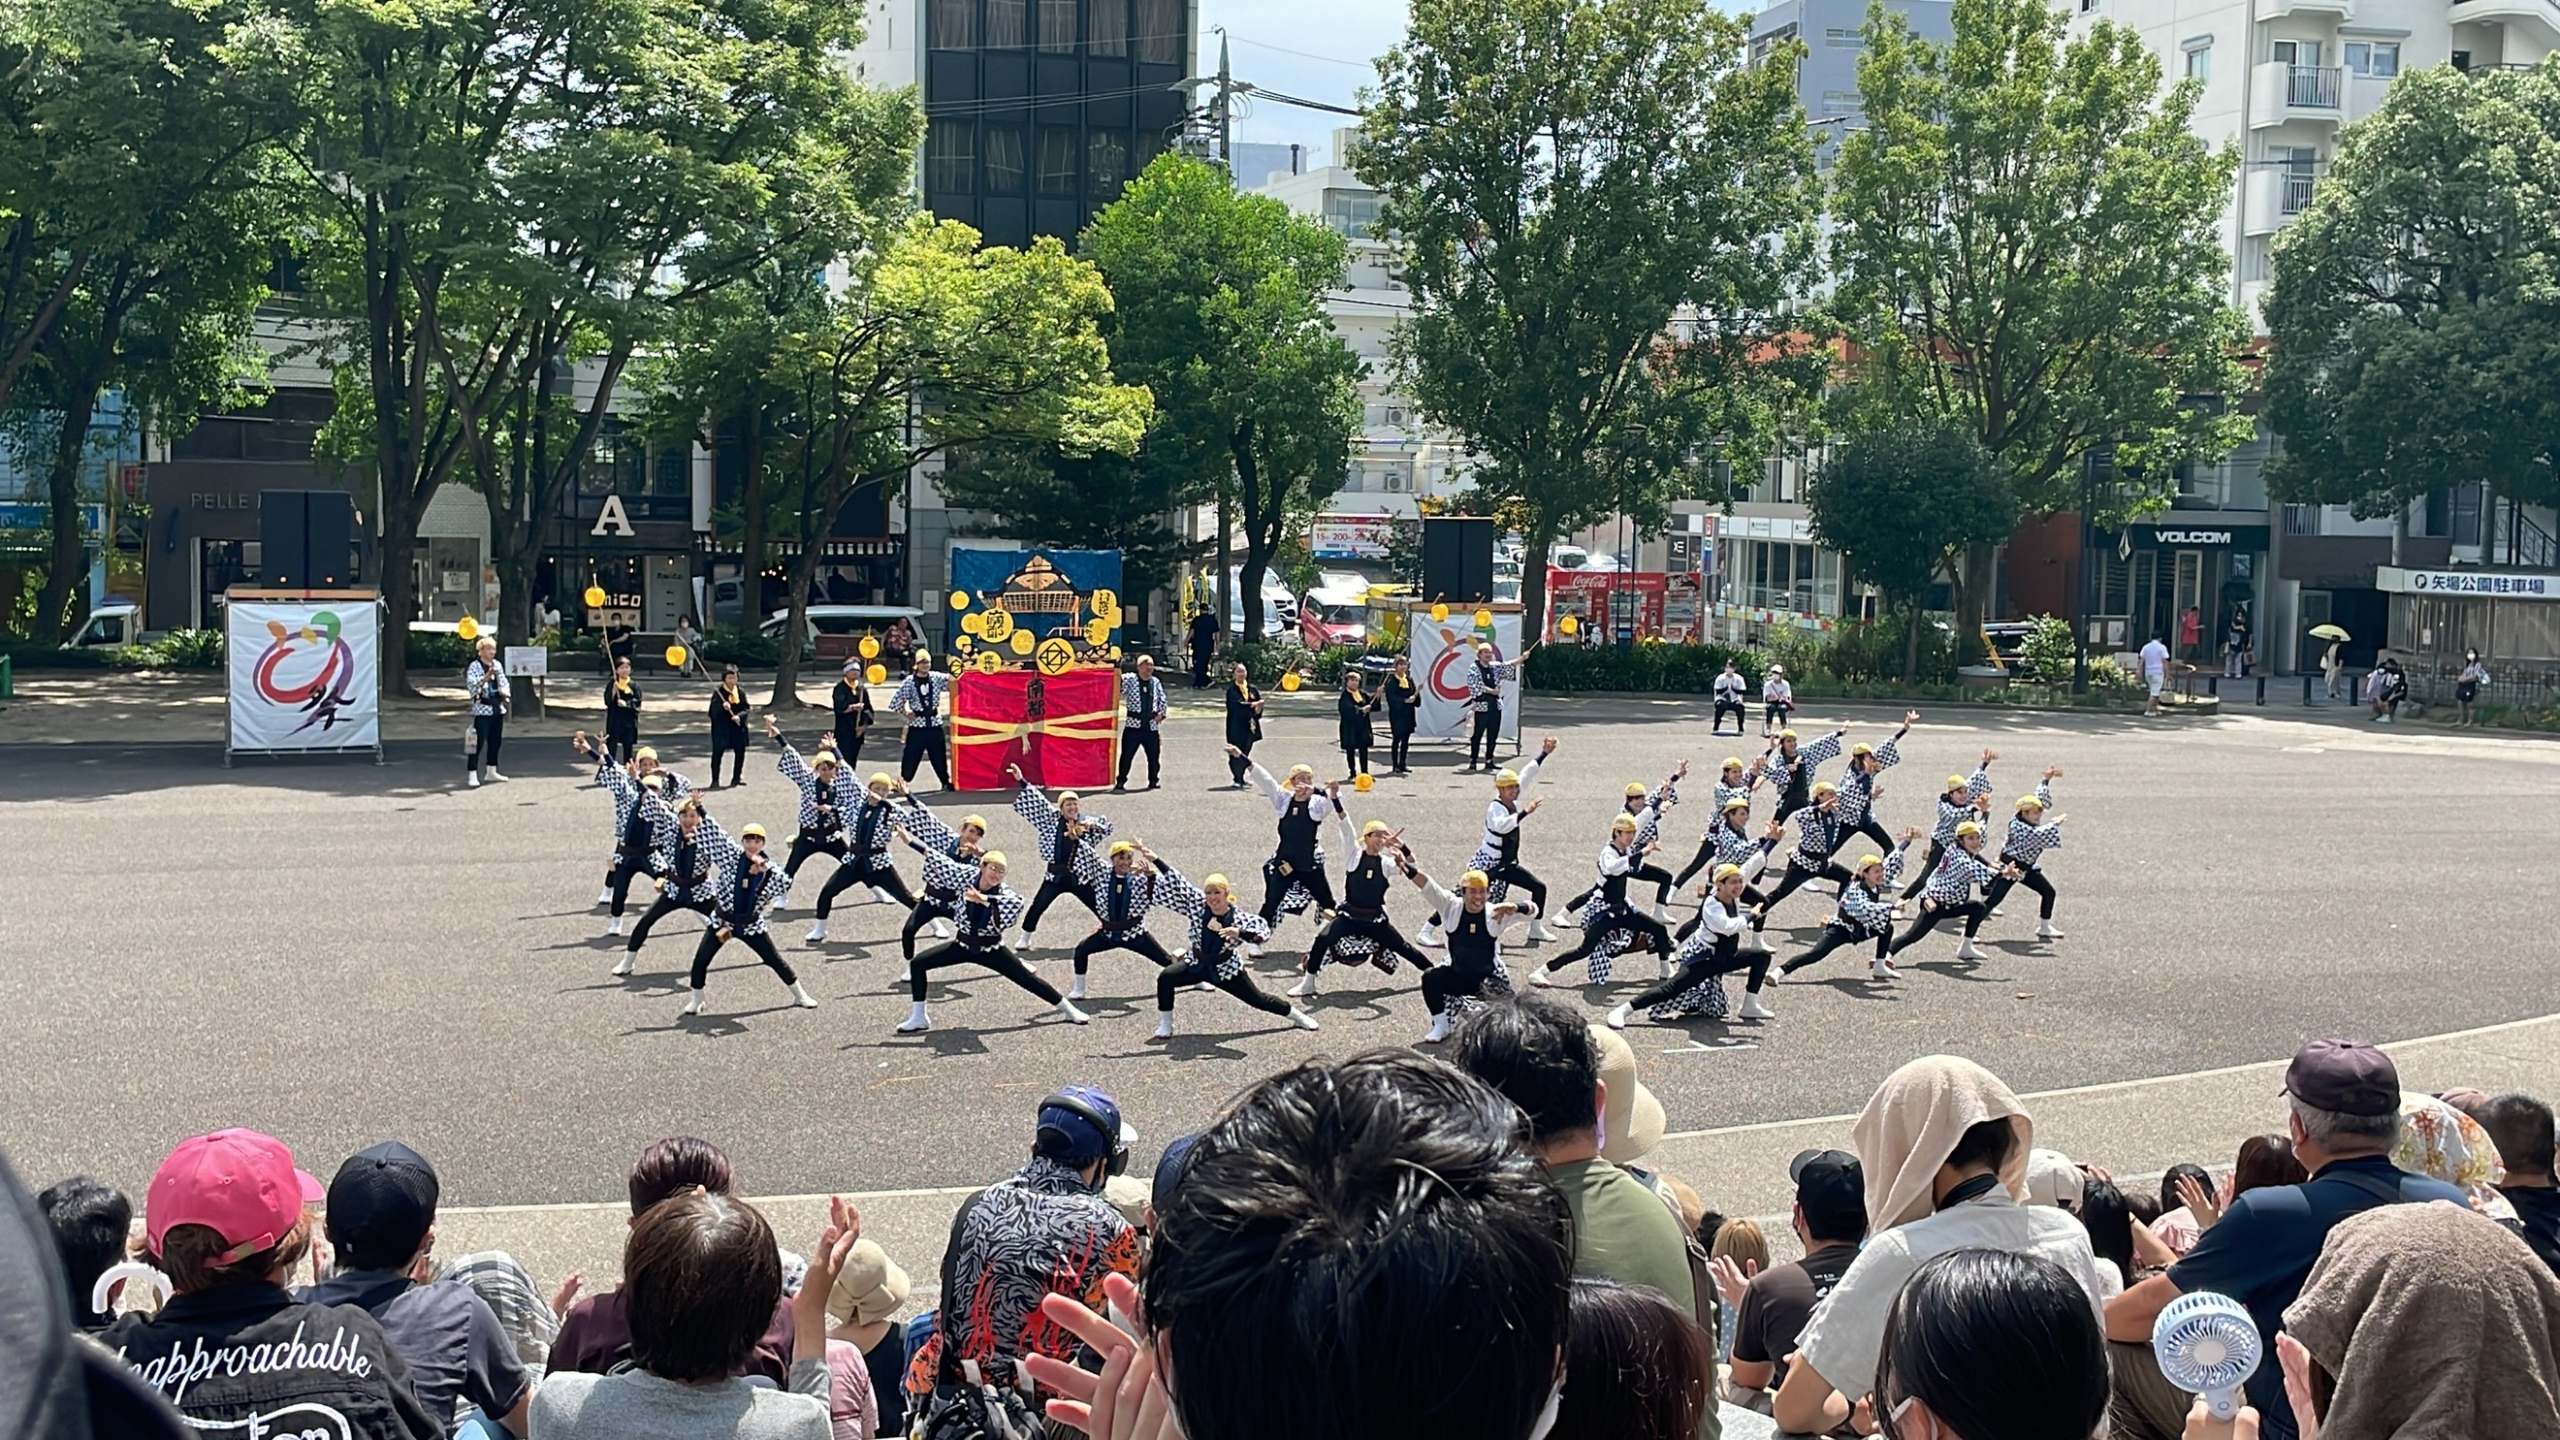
[852,0,1198,248]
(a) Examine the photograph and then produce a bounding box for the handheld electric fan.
[2152,1290,2262,1421]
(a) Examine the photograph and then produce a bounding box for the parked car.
[1226,566,1298,638]
[761,604,928,659]
[60,600,142,649]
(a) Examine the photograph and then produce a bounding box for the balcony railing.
[2281,171,2317,213]
[2288,64,2343,109]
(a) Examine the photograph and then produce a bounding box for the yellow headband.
[1108,840,1135,856]
[1288,764,1314,781]
[740,823,766,839]
[961,815,988,832]
[1461,869,1490,888]
[1624,782,1649,798]
[1812,781,1837,797]
[1712,864,1744,883]
[1722,796,1751,812]
[1954,821,1983,839]
[1494,769,1521,786]
[635,746,658,762]
[1850,743,1874,758]
[1204,873,1231,892]
[1362,820,1392,837]
[2016,795,2045,812]
[1855,853,1885,871]
[980,850,1008,868]
[1721,757,1744,770]
[1780,729,1799,741]
[1611,815,1639,832]
[869,773,893,789]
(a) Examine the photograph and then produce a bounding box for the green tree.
[752,218,1151,705]
[2263,63,2560,535]
[1360,0,1821,637]
[1831,0,2252,635]
[1805,415,2016,678]
[933,441,1197,610]
[1079,154,1360,639]
[1,0,296,638]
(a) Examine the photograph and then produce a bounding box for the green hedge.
[0,631,224,670]
[700,627,780,668]
[1525,638,1765,693]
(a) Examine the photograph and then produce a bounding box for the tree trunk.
[1902,597,1922,681]
[1520,530,1552,648]
[1952,541,1994,665]
[378,480,424,693]
[32,372,107,642]
[771,507,834,712]
[740,396,768,630]
[1232,434,1265,641]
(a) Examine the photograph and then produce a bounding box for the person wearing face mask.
[1772,1055,2105,1438]
[1870,1248,2111,1440]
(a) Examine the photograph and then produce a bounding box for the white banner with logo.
[227,599,381,752]
[1410,610,1523,746]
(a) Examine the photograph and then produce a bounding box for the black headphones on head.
[1036,1090,1131,1177]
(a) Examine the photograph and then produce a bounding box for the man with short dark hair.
[1720,1149,1867,1407]
[2104,1039,2468,1440]
[1449,996,1701,1327]
[908,1087,1141,1410]
[36,1175,131,1332]
[302,1142,535,1438]
[2481,1092,2560,1275]
[1141,1049,1574,1440]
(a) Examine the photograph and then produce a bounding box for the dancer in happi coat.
[1774,831,1917,983]
[1982,769,2067,942]
[1887,819,2020,963]
[1150,862,1320,1039]
[1606,864,1770,1029]
[1401,851,1526,1045]
[1066,840,1181,1002]
[1420,736,1562,948]
[1292,817,1433,996]
[1528,815,1679,988]
[891,796,987,969]
[1231,753,1343,953]
[1008,764,1112,940]
[899,849,1090,1033]
[680,824,818,1016]
[613,797,726,977]
[1901,750,1997,900]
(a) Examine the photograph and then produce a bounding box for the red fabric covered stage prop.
[951,667,1119,791]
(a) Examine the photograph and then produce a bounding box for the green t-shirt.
[1546,1158,1717,1439]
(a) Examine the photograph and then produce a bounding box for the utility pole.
[1209,28,1234,636]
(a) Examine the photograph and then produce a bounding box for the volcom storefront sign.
[590,493,635,536]
[2124,523,2271,551]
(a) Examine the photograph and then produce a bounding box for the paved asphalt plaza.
[6,693,2560,1283]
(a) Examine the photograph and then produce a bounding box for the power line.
[1228,33,1376,70]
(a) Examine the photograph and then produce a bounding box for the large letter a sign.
[591,494,634,537]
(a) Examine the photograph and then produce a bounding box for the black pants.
[1546,910,1673,975]
[1763,702,1791,731]
[1672,838,1725,892]
[1190,643,1212,688]
[1227,739,1254,785]
[1570,864,1676,912]
[1712,700,1745,734]
[1676,886,1767,941]
[1342,740,1371,778]
[469,714,505,776]
[628,892,710,952]
[1158,957,1291,1015]
[784,835,848,878]
[1388,721,1414,772]
[831,729,869,768]
[1260,858,1337,923]
[608,850,659,917]
[1901,840,1946,900]
[1468,707,1501,767]
[902,894,956,960]
[1983,868,2057,919]
[815,859,916,918]
[604,725,636,765]
[909,941,1061,1004]
[1762,858,1850,913]
[1891,898,1987,953]
[1117,728,1161,787]
[1780,923,1890,976]
[1484,864,1546,919]
[1023,875,1100,934]
[689,927,797,989]
[1307,912,1431,974]
[901,726,951,789]
[1073,929,1175,975]
[1422,956,1503,1016]
[709,727,747,786]
[1635,944,1769,1007]
[1832,817,1893,860]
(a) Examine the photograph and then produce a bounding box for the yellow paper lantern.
[1084,618,1110,647]
[980,607,1015,643]
[1474,608,1494,629]
[975,651,1002,674]
[455,616,479,641]
[859,634,880,659]
[1559,614,1580,636]
[865,662,888,685]
[1108,646,1122,662]
[960,611,985,637]
[1430,602,1449,623]
[1280,671,1303,692]
[583,584,606,609]
[947,590,971,611]
[1008,628,1035,656]
[664,644,688,668]
[1354,772,1374,793]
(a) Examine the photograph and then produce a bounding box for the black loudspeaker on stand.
[259,490,356,588]
[1421,517,1495,605]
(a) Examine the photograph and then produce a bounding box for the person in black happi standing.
[1337,669,1381,780]
[1222,662,1263,788]
[602,655,642,764]
[707,663,751,788]
[1382,655,1422,775]
[1188,606,1219,688]
[831,658,876,766]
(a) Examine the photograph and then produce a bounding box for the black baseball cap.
[325,1141,440,1264]
[2281,1039,2401,1118]
[1790,1148,1867,1237]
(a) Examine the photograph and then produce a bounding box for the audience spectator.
[821,1239,907,1440]
[1451,997,1703,1330]
[2276,1202,2560,1439]
[2481,1093,2560,1276]
[1706,1218,1767,1362]
[1552,1277,1716,1440]
[528,1191,857,1440]
[2392,1090,2509,1212]
[2105,1040,2468,1440]
[552,1137,797,1385]
[1875,1248,2111,1440]
[100,1130,442,1440]
[1772,1055,2104,1436]
[1024,1049,1575,1440]
[299,1142,535,1439]
[2158,1134,2310,1257]
[906,1087,1141,1423]
[37,1176,131,1333]
[1719,1148,1866,1410]
[437,1251,560,1378]
[2073,1173,2176,1297]
[2150,1162,2213,1254]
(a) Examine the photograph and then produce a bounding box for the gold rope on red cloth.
[951,707,1121,746]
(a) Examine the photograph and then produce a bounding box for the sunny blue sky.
[1198,0,1408,162]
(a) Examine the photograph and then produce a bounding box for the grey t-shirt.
[301,1271,530,1429]
[529,1359,831,1440]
